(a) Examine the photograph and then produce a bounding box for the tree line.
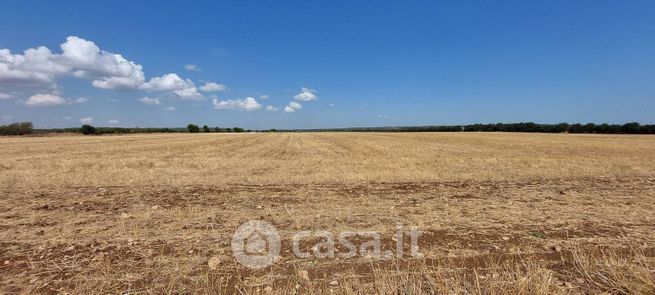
[289,122,655,134]
[1,121,654,136]
[186,124,250,133]
[0,122,33,135]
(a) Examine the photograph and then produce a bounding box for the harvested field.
[1,132,654,294]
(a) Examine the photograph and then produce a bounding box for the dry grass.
[0,132,654,294]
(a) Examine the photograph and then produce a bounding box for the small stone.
[256,205,264,209]
[329,280,338,286]
[3,260,9,265]
[120,213,130,219]
[64,246,75,252]
[208,256,221,270]
[298,270,309,281]
[501,236,510,241]
[151,205,160,210]
[264,286,273,293]
[188,249,194,254]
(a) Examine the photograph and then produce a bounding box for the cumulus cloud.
[199,82,226,92]
[138,96,161,105]
[25,93,68,106]
[184,64,200,71]
[212,97,261,111]
[0,36,145,90]
[266,105,278,112]
[0,92,12,99]
[259,94,270,99]
[294,87,317,101]
[80,117,93,124]
[289,101,302,109]
[284,101,302,113]
[0,36,217,102]
[141,73,194,91]
[173,87,204,101]
[164,106,176,111]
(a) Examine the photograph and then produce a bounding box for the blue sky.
[1,1,654,129]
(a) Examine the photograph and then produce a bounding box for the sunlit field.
[1,133,654,294]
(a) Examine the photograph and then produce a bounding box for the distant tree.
[554,123,569,133]
[621,122,640,134]
[233,127,245,133]
[583,123,596,133]
[203,125,210,132]
[568,124,584,133]
[81,125,97,135]
[17,122,33,135]
[187,124,200,133]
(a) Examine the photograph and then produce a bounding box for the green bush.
[81,125,96,135]
[187,124,200,133]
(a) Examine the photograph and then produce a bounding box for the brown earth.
[0,133,654,294]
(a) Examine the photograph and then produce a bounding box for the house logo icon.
[231,220,281,269]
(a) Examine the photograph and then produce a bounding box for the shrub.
[81,125,97,135]
[0,122,33,135]
[187,124,200,133]
[203,125,210,133]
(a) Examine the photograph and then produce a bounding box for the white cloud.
[212,97,261,111]
[184,64,200,71]
[164,106,176,111]
[25,93,67,106]
[284,101,302,113]
[0,36,217,98]
[173,87,204,101]
[141,73,194,91]
[0,36,145,90]
[0,92,13,100]
[259,94,270,99]
[73,97,88,103]
[266,105,278,112]
[328,103,334,107]
[108,119,119,124]
[294,87,317,101]
[199,82,226,92]
[80,117,93,124]
[138,96,161,105]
